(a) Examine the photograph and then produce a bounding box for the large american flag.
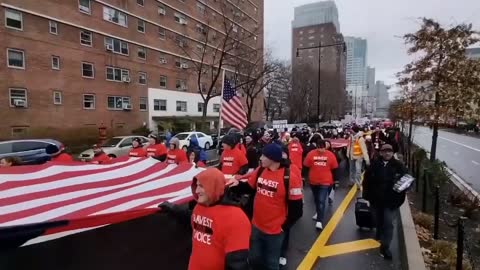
[221,79,248,130]
[0,157,203,249]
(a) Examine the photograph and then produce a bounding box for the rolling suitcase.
[355,198,375,229]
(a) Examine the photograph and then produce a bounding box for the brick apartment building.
[0,0,264,139]
[291,22,347,122]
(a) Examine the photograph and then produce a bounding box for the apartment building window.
[103,6,127,27]
[308,29,315,34]
[200,83,207,93]
[176,101,187,112]
[49,21,58,35]
[137,19,145,33]
[176,36,187,47]
[138,72,147,84]
[197,3,206,15]
[299,31,303,35]
[106,66,129,82]
[158,5,166,15]
[83,94,95,109]
[53,91,62,105]
[308,36,314,40]
[137,47,146,60]
[104,37,129,55]
[5,9,22,30]
[108,96,131,110]
[196,24,206,35]
[154,99,166,111]
[137,0,145,6]
[159,54,167,64]
[174,13,187,24]
[160,75,167,88]
[213,103,220,113]
[175,59,182,68]
[51,56,60,70]
[196,45,205,53]
[158,27,166,39]
[7,48,25,69]
[82,62,94,78]
[79,0,91,14]
[80,30,92,46]
[176,79,187,91]
[139,97,147,111]
[9,88,27,107]
[197,102,204,112]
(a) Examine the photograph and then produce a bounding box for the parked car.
[172,132,213,151]
[78,136,149,161]
[0,139,63,165]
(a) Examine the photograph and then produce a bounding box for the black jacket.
[363,157,408,209]
[246,143,260,169]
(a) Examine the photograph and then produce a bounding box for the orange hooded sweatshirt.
[188,168,251,270]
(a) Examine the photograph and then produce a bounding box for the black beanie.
[262,143,283,162]
[222,134,237,148]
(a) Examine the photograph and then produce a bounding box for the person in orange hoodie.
[218,134,249,176]
[129,138,147,157]
[46,144,74,162]
[160,168,251,270]
[146,134,168,161]
[90,144,111,164]
[288,135,303,171]
[166,137,188,164]
[304,139,338,230]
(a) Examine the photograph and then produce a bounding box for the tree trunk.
[430,91,440,162]
[200,99,210,132]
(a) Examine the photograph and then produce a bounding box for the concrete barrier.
[398,197,427,270]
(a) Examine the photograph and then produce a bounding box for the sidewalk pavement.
[286,180,403,270]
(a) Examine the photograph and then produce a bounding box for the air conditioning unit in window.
[180,63,189,69]
[158,9,166,15]
[180,19,188,25]
[122,76,131,83]
[105,44,114,51]
[123,104,132,110]
[79,5,90,13]
[14,99,26,107]
[159,59,167,64]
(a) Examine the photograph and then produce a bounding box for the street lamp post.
[296,42,346,124]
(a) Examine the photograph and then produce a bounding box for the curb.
[399,197,427,270]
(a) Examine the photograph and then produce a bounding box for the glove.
[158,201,175,213]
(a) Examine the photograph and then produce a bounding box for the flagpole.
[217,69,226,141]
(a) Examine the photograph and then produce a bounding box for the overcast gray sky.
[264,0,480,92]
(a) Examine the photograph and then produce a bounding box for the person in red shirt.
[187,149,206,168]
[46,144,74,162]
[227,143,303,270]
[160,168,251,270]
[219,134,249,176]
[304,139,338,230]
[90,144,111,164]
[288,136,303,170]
[146,134,168,161]
[166,137,188,164]
[129,138,147,157]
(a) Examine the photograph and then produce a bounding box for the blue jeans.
[373,207,396,249]
[249,225,285,270]
[311,185,331,223]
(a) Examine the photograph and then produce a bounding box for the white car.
[78,136,149,161]
[173,132,213,151]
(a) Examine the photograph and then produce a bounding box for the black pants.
[280,227,290,257]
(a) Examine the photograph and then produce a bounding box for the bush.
[413,212,433,230]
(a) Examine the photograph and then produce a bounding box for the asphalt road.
[411,125,480,191]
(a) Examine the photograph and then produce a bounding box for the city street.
[412,125,480,191]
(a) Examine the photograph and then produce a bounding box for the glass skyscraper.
[292,1,340,32]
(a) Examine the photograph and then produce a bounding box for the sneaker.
[328,198,333,205]
[312,213,317,220]
[380,247,393,260]
[279,257,287,266]
[315,222,323,230]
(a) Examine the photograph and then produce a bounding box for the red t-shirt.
[220,148,248,175]
[303,150,338,186]
[146,144,167,158]
[90,153,111,164]
[238,144,247,157]
[129,147,147,157]
[51,153,74,162]
[188,204,251,270]
[288,142,303,169]
[247,165,303,234]
[166,149,188,164]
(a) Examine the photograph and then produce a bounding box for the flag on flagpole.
[221,78,248,130]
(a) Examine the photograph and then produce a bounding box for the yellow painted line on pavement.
[297,183,359,270]
[318,239,380,258]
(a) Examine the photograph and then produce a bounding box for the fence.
[402,134,478,270]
